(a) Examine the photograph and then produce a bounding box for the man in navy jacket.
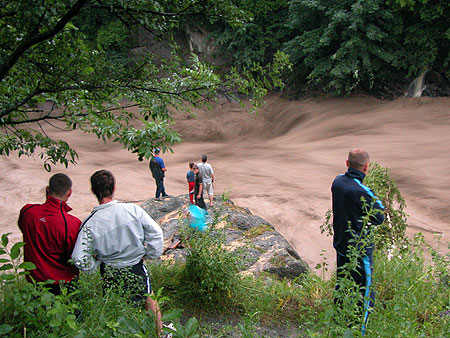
[332,148,384,332]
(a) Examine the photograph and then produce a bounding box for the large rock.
[141,195,310,278]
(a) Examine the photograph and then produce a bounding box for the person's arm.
[361,190,385,226]
[198,182,203,199]
[140,207,164,259]
[17,205,28,232]
[211,173,215,183]
[370,197,385,225]
[71,225,98,272]
[67,216,82,254]
[159,158,167,172]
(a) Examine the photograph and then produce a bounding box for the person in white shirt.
[72,170,163,333]
[197,154,215,207]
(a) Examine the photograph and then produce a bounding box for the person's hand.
[197,194,201,199]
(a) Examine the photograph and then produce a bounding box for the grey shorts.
[203,181,213,196]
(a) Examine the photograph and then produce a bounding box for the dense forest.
[209,0,450,98]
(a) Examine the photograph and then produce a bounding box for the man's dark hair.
[201,154,207,162]
[91,170,115,202]
[48,173,72,196]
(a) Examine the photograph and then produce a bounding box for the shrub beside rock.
[141,194,309,278]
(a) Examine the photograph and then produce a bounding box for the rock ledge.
[141,195,309,278]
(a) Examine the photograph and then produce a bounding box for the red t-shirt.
[18,196,81,284]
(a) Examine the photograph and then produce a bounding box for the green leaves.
[19,261,37,270]
[0,263,13,271]
[0,324,13,335]
[172,317,199,338]
[10,242,25,260]
[1,0,277,169]
[283,0,449,96]
[180,212,243,310]
[365,162,408,250]
[0,233,37,287]
[0,129,79,171]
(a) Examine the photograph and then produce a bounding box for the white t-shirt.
[197,162,214,184]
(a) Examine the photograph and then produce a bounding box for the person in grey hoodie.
[72,169,163,333]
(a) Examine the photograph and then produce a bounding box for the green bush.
[369,234,450,337]
[179,215,243,310]
[364,162,408,250]
[0,233,199,338]
[0,233,80,337]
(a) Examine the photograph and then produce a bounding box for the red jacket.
[18,195,81,284]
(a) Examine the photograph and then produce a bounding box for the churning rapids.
[1,94,449,275]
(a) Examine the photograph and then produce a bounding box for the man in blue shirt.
[331,148,384,333]
[149,148,168,200]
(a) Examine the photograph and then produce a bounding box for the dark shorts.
[45,280,76,296]
[100,259,152,306]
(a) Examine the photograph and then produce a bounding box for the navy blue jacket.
[332,167,384,256]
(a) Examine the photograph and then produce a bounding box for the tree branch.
[0,0,89,82]
[0,80,44,118]
[1,102,141,126]
[123,85,210,96]
[88,1,204,18]
[0,11,17,19]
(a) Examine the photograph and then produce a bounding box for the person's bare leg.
[209,194,213,207]
[145,295,162,336]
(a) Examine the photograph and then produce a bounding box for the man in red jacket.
[18,173,81,295]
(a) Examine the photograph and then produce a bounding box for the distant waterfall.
[406,70,428,97]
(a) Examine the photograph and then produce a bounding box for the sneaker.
[154,197,162,201]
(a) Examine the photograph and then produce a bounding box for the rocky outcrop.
[141,195,309,279]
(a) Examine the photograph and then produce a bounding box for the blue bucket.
[188,205,208,231]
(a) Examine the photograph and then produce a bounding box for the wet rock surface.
[141,194,310,279]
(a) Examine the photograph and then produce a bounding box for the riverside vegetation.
[1,164,450,337]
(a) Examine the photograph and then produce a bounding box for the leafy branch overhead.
[0,0,290,170]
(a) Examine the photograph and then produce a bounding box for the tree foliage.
[210,0,292,70]
[283,0,449,96]
[0,0,288,169]
[207,0,449,97]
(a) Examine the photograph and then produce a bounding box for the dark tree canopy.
[208,0,449,97]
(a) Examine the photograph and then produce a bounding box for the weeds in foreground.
[0,232,199,338]
[2,232,450,337]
